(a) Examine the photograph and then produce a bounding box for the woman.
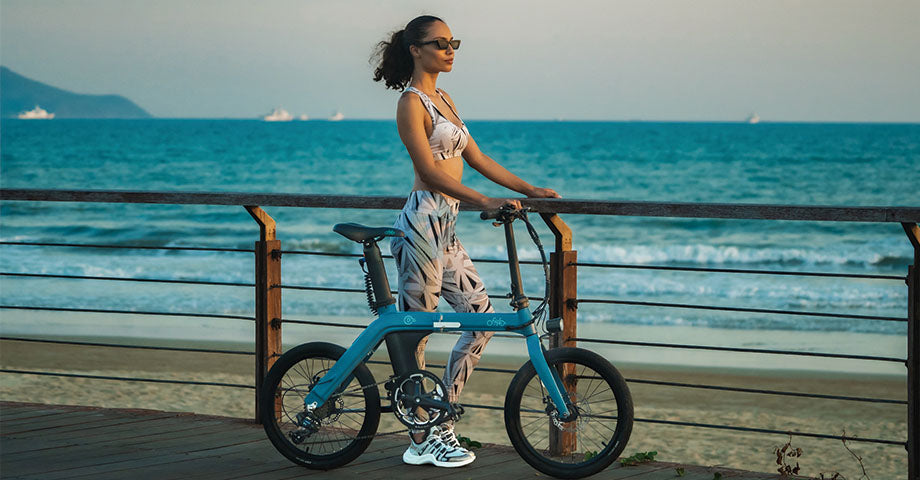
[372,15,560,468]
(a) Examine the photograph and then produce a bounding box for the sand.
[0,330,908,479]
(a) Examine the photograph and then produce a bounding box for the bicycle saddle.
[333,223,405,243]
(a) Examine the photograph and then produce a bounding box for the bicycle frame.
[303,211,572,421]
[302,303,572,419]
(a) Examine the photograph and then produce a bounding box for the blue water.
[1,119,917,337]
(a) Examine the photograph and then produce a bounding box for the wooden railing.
[1,188,918,479]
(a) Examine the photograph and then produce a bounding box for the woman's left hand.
[527,187,561,199]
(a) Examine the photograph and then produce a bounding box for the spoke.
[583,422,613,448]
[520,414,548,432]
[583,385,614,403]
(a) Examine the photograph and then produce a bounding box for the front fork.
[525,334,573,420]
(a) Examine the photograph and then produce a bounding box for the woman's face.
[412,21,456,74]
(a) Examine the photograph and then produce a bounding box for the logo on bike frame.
[403,315,416,325]
[487,317,506,327]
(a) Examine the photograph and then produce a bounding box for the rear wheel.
[504,347,633,479]
[260,342,380,470]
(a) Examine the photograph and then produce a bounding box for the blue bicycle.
[260,207,633,478]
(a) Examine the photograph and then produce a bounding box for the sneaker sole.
[402,451,475,468]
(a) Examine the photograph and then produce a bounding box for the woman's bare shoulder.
[397,91,428,127]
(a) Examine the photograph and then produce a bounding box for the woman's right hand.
[482,197,522,211]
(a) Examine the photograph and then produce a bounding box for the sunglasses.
[418,38,461,50]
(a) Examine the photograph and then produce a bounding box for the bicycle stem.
[504,220,530,310]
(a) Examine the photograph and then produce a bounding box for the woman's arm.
[439,90,560,199]
[398,93,511,208]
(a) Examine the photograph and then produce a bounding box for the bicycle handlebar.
[480,206,529,222]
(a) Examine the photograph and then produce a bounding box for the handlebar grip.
[480,209,502,220]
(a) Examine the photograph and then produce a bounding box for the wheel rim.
[514,359,624,467]
[271,355,370,457]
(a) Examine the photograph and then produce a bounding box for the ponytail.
[372,15,443,91]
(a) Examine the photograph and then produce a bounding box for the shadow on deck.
[0,401,798,479]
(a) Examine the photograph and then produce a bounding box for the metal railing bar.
[633,416,904,446]
[0,369,255,389]
[1,272,253,288]
[1,243,901,281]
[276,284,542,302]
[379,397,908,445]
[280,249,547,266]
[1,273,897,324]
[572,337,906,363]
[362,360,903,403]
[575,261,905,281]
[0,241,252,253]
[278,285,370,294]
[2,334,899,404]
[280,318,366,329]
[280,250,364,258]
[0,336,254,356]
[280,249,903,280]
[625,378,906,404]
[281,283,903,323]
[577,298,906,322]
[0,305,254,321]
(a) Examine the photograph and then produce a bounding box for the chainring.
[390,369,450,430]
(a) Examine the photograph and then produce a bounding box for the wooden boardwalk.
[1,401,794,479]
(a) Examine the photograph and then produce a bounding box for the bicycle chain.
[299,373,411,441]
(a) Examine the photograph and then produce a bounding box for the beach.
[0,316,907,480]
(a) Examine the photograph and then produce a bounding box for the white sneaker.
[402,426,475,467]
[437,423,475,457]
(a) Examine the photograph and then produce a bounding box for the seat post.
[363,240,395,310]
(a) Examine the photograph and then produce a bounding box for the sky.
[2,0,918,122]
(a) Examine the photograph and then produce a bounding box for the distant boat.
[328,111,345,121]
[746,113,761,124]
[298,114,309,121]
[18,105,55,119]
[263,107,293,122]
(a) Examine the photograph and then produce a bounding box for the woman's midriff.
[412,155,463,201]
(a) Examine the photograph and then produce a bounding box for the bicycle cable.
[518,210,551,335]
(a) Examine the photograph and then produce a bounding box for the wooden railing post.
[904,222,919,480]
[247,206,282,424]
[541,213,577,456]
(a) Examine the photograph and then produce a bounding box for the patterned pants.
[390,191,495,403]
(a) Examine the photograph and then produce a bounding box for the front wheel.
[504,347,633,479]
[260,342,381,470]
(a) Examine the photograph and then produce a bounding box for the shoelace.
[438,427,465,450]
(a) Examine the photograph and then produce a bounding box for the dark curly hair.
[372,15,444,91]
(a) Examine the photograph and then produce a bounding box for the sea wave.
[466,243,912,270]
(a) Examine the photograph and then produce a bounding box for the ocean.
[0,119,917,359]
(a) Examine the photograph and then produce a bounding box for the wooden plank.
[425,449,526,479]
[3,412,179,441]
[0,411,110,433]
[1,409,97,426]
[126,426,266,451]
[2,411,157,436]
[189,463,302,480]
[1,414,209,453]
[2,188,917,223]
[0,409,69,422]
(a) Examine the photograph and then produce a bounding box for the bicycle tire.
[504,347,633,479]
[260,342,381,470]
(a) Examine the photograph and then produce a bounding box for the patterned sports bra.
[405,86,470,160]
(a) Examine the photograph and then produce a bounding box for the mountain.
[1,66,152,119]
